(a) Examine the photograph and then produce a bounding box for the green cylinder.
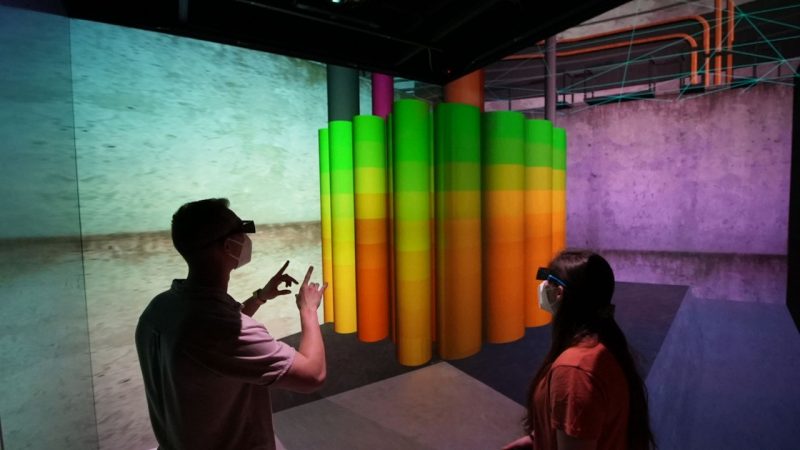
[319,128,335,323]
[523,119,554,327]
[435,102,482,359]
[393,99,432,366]
[353,115,389,342]
[329,120,357,334]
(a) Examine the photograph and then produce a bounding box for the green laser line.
[560,35,701,91]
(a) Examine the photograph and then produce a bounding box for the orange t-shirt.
[532,339,629,450]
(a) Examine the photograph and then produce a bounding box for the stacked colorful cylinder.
[387,113,396,342]
[429,111,437,340]
[329,120,357,334]
[393,99,432,366]
[353,115,389,342]
[523,119,554,327]
[552,127,567,257]
[443,70,485,110]
[482,111,526,344]
[319,99,570,364]
[434,102,482,359]
[371,73,393,119]
[318,128,335,322]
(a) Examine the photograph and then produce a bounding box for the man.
[135,198,327,450]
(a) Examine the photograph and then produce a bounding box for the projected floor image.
[83,224,322,450]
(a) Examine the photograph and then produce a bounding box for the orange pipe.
[716,0,723,85]
[727,0,736,84]
[531,15,710,86]
[507,33,699,86]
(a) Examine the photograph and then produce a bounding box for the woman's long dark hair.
[524,250,656,450]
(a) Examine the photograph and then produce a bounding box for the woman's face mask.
[226,234,252,269]
[538,280,560,314]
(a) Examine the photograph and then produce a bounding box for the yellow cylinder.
[329,120,357,333]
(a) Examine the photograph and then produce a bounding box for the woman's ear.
[555,285,565,302]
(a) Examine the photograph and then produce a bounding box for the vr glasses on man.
[231,220,256,234]
[187,219,255,251]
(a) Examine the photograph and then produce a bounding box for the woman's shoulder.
[553,336,616,372]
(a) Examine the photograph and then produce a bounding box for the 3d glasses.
[536,267,568,287]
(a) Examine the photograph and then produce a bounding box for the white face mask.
[538,280,559,314]
[226,234,252,269]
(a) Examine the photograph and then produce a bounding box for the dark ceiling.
[62,0,630,85]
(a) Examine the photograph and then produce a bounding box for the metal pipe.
[727,0,736,84]
[507,33,700,86]
[178,0,189,23]
[716,0,723,85]
[533,15,710,86]
[546,36,557,123]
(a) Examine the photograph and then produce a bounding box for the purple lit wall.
[561,84,792,303]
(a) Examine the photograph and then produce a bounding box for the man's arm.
[241,294,265,317]
[272,266,327,393]
[241,260,298,317]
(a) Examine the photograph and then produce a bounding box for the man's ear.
[220,237,237,257]
[555,285,565,302]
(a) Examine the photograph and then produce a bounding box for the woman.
[503,250,655,450]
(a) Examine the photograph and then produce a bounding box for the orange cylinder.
[444,70,485,111]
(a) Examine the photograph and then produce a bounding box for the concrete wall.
[561,84,792,302]
[0,5,98,449]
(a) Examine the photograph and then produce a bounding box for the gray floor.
[274,363,525,450]
[3,248,798,450]
[272,288,800,450]
[647,295,800,450]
